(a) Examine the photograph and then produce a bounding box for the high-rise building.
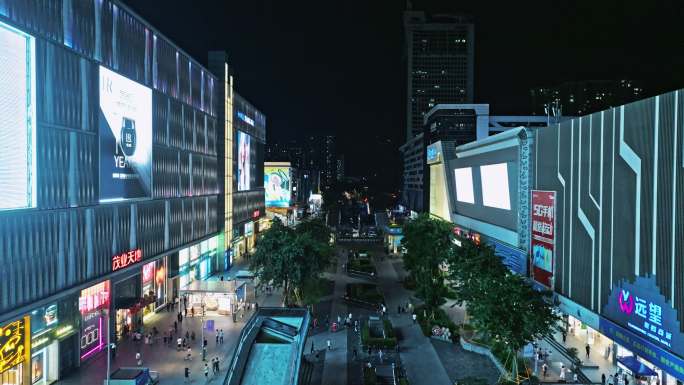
[336,156,345,181]
[404,10,475,140]
[323,135,336,190]
[530,80,644,117]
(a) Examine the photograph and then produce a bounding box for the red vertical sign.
[530,190,556,287]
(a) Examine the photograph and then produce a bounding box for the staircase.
[544,336,592,384]
[297,359,314,385]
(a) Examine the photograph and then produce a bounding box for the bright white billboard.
[237,131,251,191]
[454,167,475,204]
[99,65,153,202]
[480,163,511,210]
[0,21,36,210]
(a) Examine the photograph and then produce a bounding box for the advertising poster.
[79,281,109,361]
[99,65,152,202]
[0,316,30,375]
[265,167,291,207]
[237,131,251,191]
[530,190,556,288]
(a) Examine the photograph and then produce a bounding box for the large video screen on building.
[237,131,251,191]
[0,21,36,210]
[454,167,475,204]
[265,166,291,207]
[480,163,511,210]
[99,66,152,202]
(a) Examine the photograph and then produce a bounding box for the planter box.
[459,337,507,376]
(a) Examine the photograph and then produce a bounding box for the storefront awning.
[617,356,658,377]
[180,279,244,294]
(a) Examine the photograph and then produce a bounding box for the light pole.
[105,309,111,385]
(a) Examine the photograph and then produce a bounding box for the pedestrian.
[204,363,209,380]
[184,307,188,318]
[184,367,190,384]
[602,373,606,385]
[562,330,567,343]
[367,346,371,356]
[215,356,220,372]
[186,347,192,361]
[110,343,117,360]
[378,349,383,363]
[585,343,591,358]
[177,337,182,351]
[313,318,318,329]
[204,338,208,348]
[311,341,315,354]
[559,367,566,382]
[216,333,219,345]
[136,351,142,366]
[191,307,195,318]
[174,320,178,332]
[220,330,224,344]
[542,363,548,377]
[203,346,207,362]
[354,320,358,333]
[353,348,357,359]
[186,330,190,340]
[337,315,341,325]
[327,339,332,350]
[163,334,167,345]
[573,372,578,383]
[608,374,614,385]
[191,331,196,341]
[412,313,417,324]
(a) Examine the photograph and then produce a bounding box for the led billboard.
[237,131,251,191]
[0,21,36,210]
[530,190,556,287]
[265,166,291,207]
[480,163,511,210]
[99,65,152,202]
[454,167,475,204]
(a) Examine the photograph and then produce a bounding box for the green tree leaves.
[249,217,334,306]
[401,213,454,310]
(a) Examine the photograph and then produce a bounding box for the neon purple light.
[618,289,635,315]
[80,316,104,360]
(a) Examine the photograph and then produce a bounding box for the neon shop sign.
[112,249,143,271]
[603,276,684,357]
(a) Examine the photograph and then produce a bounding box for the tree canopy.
[249,217,333,306]
[401,213,453,309]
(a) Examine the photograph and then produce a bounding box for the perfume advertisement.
[99,65,152,202]
[237,131,251,191]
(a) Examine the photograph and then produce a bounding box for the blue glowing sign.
[599,317,684,382]
[426,143,441,164]
[602,276,684,358]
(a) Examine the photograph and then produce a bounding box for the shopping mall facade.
[0,2,263,384]
[429,89,684,384]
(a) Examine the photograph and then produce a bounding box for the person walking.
[602,373,606,385]
[608,374,614,385]
[541,363,548,377]
[585,343,591,358]
[562,330,567,343]
[220,330,224,344]
[327,339,332,351]
[353,348,358,360]
[412,313,417,324]
[215,356,220,372]
[310,341,315,354]
[186,346,192,361]
[184,367,190,384]
[378,349,383,363]
[174,320,178,332]
[177,337,182,351]
[204,363,209,380]
[573,372,578,383]
[136,351,142,366]
[216,333,219,345]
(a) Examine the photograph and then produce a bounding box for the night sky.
[123,0,683,188]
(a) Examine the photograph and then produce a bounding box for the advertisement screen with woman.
[237,131,251,191]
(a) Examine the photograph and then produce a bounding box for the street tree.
[448,238,559,382]
[401,213,453,313]
[249,217,333,306]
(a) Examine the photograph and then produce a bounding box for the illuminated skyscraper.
[404,10,474,140]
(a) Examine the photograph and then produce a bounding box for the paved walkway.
[373,252,453,385]
[307,248,349,385]
[57,280,283,385]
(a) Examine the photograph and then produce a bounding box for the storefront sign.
[54,324,75,339]
[245,222,254,236]
[79,281,110,314]
[426,143,441,164]
[112,249,143,271]
[599,317,684,382]
[252,209,260,218]
[30,304,58,335]
[530,190,556,288]
[603,276,684,358]
[0,316,30,375]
